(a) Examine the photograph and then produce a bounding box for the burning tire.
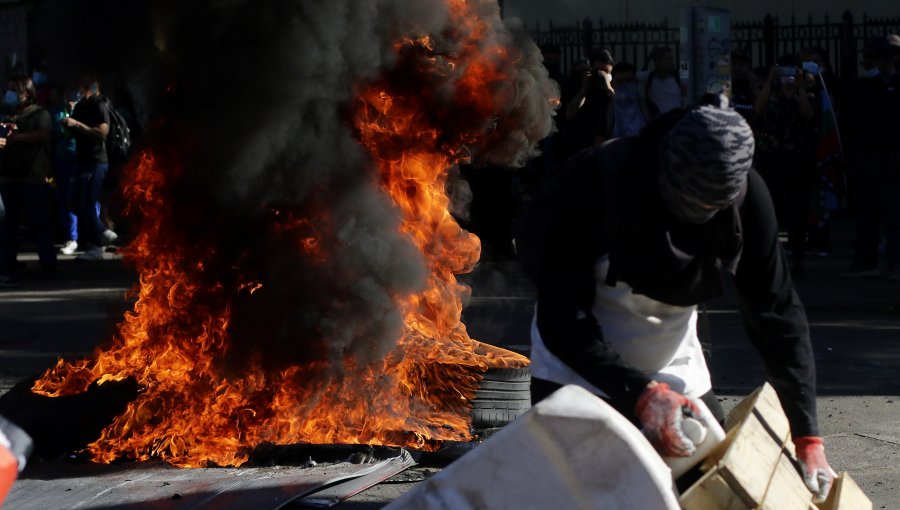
[470,367,531,428]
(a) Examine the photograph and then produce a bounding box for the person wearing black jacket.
[517,106,835,501]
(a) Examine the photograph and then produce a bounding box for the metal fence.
[529,11,900,82]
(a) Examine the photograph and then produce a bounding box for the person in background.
[49,88,81,255]
[607,62,649,139]
[0,76,55,287]
[639,46,685,118]
[842,38,899,279]
[754,56,817,277]
[730,50,760,125]
[63,76,110,262]
[884,34,900,282]
[561,48,615,158]
[31,66,51,107]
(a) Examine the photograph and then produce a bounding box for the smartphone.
[801,61,820,74]
[0,124,14,138]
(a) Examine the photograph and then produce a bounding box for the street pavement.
[0,217,898,509]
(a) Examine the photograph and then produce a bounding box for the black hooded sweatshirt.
[517,111,818,437]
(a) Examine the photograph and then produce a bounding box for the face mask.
[614,82,639,101]
[31,71,48,86]
[3,90,20,107]
[862,68,881,78]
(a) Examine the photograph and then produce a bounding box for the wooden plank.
[761,451,816,509]
[723,383,790,442]
[817,472,874,510]
[717,412,787,505]
[724,386,761,432]
[679,468,751,510]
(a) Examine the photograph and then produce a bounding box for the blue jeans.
[53,157,80,242]
[0,181,57,275]
[76,162,108,247]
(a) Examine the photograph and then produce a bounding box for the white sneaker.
[60,240,78,255]
[76,246,104,261]
[102,229,119,244]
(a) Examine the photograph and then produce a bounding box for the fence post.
[581,17,593,58]
[840,10,857,82]
[763,14,776,68]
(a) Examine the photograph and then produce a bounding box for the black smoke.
[33,0,557,378]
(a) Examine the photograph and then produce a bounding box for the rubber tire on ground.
[470,367,531,428]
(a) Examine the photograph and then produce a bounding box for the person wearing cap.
[517,105,835,500]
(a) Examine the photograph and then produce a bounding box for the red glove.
[635,382,702,457]
[794,436,836,502]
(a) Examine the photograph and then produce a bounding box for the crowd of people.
[0,71,135,288]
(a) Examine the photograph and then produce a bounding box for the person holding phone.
[61,76,110,262]
[0,75,55,287]
[753,56,817,278]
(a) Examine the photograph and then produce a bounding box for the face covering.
[614,81,639,101]
[31,71,48,86]
[801,61,820,75]
[3,90,20,108]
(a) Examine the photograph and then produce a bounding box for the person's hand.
[579,69,592,94]
[0,137,6,149]
[794,436,836,502]
[635,381,702,457]
[61,117,77,128]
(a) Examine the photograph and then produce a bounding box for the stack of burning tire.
[470,367,531,428]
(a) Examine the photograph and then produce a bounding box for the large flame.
[32,1,537,467]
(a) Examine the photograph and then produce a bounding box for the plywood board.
[761,451,816,510]
[818,472,873,510]
[679,468,751,510]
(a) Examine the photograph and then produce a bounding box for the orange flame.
[32,1,530,467]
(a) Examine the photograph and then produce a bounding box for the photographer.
[754,57,817,277]
[560,48,615,159]
[0,75,55,286]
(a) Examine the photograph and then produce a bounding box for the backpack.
[103,98,132,165]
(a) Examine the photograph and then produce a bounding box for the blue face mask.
[801,61,820,75]
[614,81,640,100]
[3,90,20,108]
[31,71,48,86]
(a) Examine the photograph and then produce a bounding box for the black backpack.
[103,98,132,165]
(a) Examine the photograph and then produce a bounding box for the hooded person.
[516,105,836,501]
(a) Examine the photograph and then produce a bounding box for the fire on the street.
[30,0,546,468]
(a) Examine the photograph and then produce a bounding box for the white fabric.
[530,257,712,400]
[385,385,681,510]
[637,71,683,114]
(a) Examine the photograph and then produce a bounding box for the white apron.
[530,256,712,399]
